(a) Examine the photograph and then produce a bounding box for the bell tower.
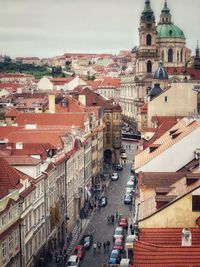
[136,0,159,76]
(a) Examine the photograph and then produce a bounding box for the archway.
[147,61,152,73]
[104,149,112,163]
[146,34,152,46]
[168,48,173,63]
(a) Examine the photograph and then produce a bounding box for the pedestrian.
[130,224,133,234]
[103,242,106,253]
[106,240,110,253]
[97,241,101,252]
[115,211,119,221]
[125,224,128,234]
[93,243,97,253]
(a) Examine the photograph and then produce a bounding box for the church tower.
[194,41,200,69]
[136,0,159,76]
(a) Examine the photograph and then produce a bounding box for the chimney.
[16,142,23,150]
[49,94,55,113]
[182,228,192,246]
[78,95,86,106]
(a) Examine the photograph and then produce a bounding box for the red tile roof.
[166,67,200,80]
[5,155,41,166]
[0,157,22,199]
[133,238,200,267]
[138,172,185,188]
[5,108,20,117]
[15,112,88,128]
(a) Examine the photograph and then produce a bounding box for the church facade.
[136,0,190,76]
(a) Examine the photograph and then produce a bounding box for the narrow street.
[80,141,137,267]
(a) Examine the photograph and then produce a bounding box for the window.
[106,134,110,144]
[177,51,179,62]
[147,61,152,73]
[164,96,168,102]
[8,234,13,250]
[168,48,173,63]
[180,49,183,62]
[106,123,110,131]
[146,34,152,46]
[2,241,7,257]
[192,195,200,211]
[161,50,164,62]
[1,215,7,226]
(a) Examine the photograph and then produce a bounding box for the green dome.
[157,24,185,38]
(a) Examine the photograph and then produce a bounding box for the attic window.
[149,144,160,153]
[171,132,181,139]
[169,129,179,135]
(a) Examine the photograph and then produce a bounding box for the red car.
[113,237,124,251]
[119,216,128,228]
[73,245,85,260]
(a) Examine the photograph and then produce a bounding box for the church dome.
[148,83,162,100]
[153,62,168,80]
[157,24,185,39]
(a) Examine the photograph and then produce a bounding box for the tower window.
[168,48,173,63]
[146,34,152,46]
[147,61,152,73]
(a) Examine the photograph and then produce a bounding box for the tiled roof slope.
[139,172,185,188]
[0,157,22,199]
[139,228,200,246]
[5,108,20,117]
[133,240,200,267]
[15,113,88,128]
[135,118,200,169]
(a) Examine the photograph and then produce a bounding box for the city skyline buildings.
[0,0,200,58]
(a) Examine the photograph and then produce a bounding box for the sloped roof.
[5,155,42,166]
[0,157,22,199]
[139,228,200,247]
[15,112,88,128]
[138,172,185,188]
[133,239,200,267]
[135,118,200,170]
[5,108,20,117]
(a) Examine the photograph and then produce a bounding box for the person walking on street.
[125,224,128,234]
[103,242,106,253]
[130,224,133,234]
[115,211,119,221]
[97,241,101,252]
[106,240,110,253]
[93,243,97,254]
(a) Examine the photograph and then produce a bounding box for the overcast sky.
[0,0,199,58]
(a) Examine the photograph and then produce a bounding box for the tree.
[4,55,11,63]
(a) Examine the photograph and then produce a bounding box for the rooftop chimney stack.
[182,228,192,246]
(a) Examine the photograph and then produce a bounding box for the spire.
[196,41,199,58]
[141,0,155,23]
[159,0,172,24]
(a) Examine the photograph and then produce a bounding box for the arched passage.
[104,149,112,163]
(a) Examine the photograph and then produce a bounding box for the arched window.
[161,50,164,62]
[147,61,152,73]
[168,48,173,63]
[146,34,152,46]
[177,51,179,62]
[180,49,183,62]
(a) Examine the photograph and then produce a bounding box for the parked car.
[116,163,123,171]
[113,227,125,241]
[129,175,135,182]
[124,194,133,204]
[73,245,85,260]
[111,172,119,181]
[120,148,126,154]
[80,234,93,250]
[121,153,127,160]
[113,237,124,252]
[67,255,80,267]
[119,217,128,228]
[125,188,134,196]
[127,180,134,189]
[108,249,121,265]
[98,195,107,207]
